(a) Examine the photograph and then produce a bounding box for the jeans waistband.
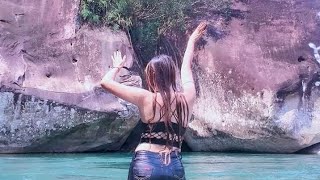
[135,150,180,157]
[134,150,181,166]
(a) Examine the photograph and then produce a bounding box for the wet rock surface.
[0,0,140,153]
[185,0,320,153]
[0,90,138,153]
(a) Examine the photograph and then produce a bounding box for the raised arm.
[100,51,152,107]
[181,22,207,104]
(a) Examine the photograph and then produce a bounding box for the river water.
[0,152,319,180]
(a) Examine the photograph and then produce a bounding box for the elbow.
[100,79,110,90]
[100,80,104,87]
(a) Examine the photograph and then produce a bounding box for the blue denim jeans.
[128,150,186,180]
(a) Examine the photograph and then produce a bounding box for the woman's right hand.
[111,50,126,68]
[189,22,207,43]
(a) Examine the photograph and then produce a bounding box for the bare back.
[140,91,192,126]
[136,90,192,152]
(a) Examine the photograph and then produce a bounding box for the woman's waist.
[135,142,181,153]
[132,148,182,167]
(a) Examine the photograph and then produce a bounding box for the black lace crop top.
[140,121,186,148]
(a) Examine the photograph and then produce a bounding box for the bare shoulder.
[143,91,156,106]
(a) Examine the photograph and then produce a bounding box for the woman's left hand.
[111,50,126,68]
[189,22,207,43]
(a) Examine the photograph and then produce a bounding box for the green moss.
[80,0,231,63]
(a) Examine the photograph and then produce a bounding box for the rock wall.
[1,0,320,154]
[0,91,138,153]
[185,0,320,153]
[0,0,140,153]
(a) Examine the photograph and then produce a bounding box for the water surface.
[0,152,319,180]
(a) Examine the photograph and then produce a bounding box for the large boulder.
[185,0,320,153]
[0,0,140,152]
[2,0,320,154]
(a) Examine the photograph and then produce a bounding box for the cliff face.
[0,0,140,152]
[1,0,320,154]
[186,0,320,153]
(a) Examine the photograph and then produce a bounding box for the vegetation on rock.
[80,0,231,65]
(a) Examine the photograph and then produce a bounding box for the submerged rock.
[185,0,320,153]
[0,0,140,152]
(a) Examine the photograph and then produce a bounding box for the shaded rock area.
[0,0,141,152]
[0,90,138,153]
[185,0,320,153]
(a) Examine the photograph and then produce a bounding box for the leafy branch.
[80,0,232,64]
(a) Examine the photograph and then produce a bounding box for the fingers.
[191,22,207,38]
[111,50,126,67]
[197,22,206,29]
[112,51,123,59]
[197,22,207,33]
[120,55,127,67]
[115,50,121,59]
[112,51,119,59]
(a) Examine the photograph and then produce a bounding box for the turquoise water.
[0,152,319,180]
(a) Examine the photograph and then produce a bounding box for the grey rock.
[0,90,139,153]
[185,0,320,153]
[2,0,320,154]
[0,0,141,153]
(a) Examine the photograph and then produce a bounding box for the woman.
[101,22,207,180]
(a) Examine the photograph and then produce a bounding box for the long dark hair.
[144,55,189,147]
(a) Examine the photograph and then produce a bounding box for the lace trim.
[141,132,183,142]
